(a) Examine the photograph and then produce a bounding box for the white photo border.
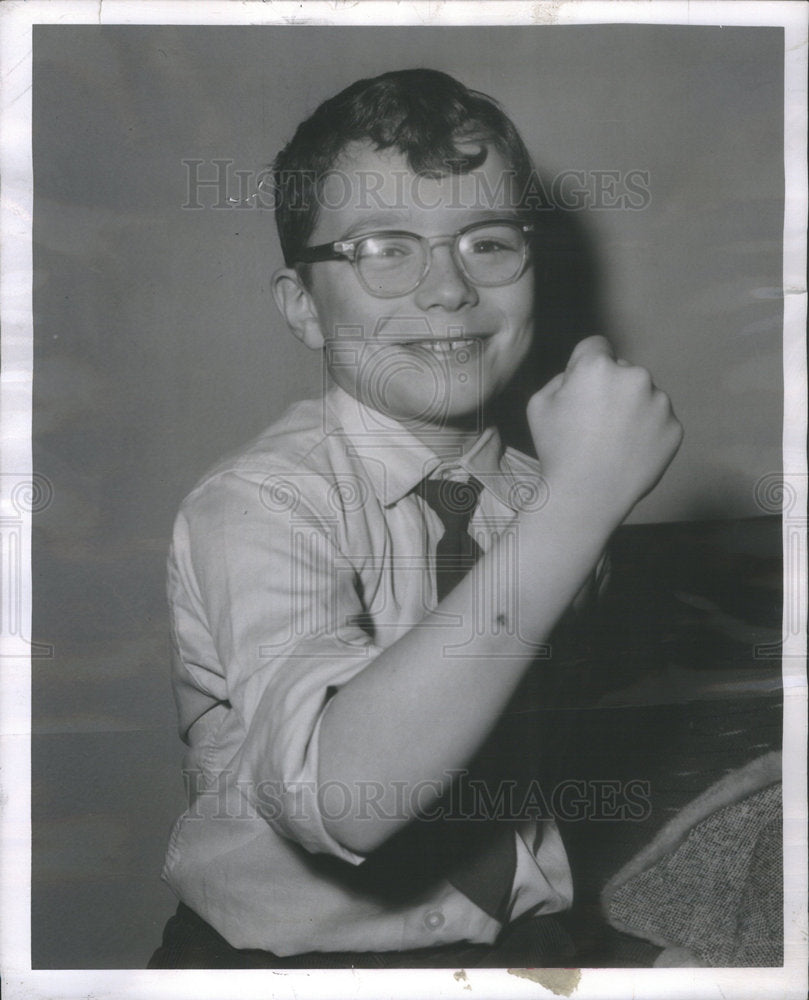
[1,2,806,998]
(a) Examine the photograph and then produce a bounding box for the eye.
[360,236,418,260]
[378,244,410,258]
[461,225,523,257]
[469,237,512,255]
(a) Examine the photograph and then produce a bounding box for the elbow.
[321,810,397,857]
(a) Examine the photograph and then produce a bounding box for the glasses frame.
[295,218,535,299]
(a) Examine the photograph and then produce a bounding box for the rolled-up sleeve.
[169,465,383,864]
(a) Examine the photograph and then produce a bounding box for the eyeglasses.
[295,218,534,299]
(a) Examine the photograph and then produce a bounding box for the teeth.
[417,338,477,352]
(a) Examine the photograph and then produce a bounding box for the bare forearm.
[318,487,617,853]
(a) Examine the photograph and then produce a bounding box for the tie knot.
[418,476,482,529]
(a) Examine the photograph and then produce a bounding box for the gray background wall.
[31,24,783,967]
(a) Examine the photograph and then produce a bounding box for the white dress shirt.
[162,385,573,954]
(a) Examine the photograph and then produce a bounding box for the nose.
[413,242,478,313]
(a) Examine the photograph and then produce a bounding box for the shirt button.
[424,909,445,930]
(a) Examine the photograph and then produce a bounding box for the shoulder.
[196,397,333,484]
[178,396,348,524]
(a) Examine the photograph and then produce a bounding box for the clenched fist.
[527,336,683,527]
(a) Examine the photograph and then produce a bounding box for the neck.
[331,383,491,459]
[403,419,483,460]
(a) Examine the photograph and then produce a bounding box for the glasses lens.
[457,223,527,286]
[356,234,425,296]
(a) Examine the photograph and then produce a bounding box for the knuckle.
[663,414,684,448]
[579,335,611,359]
[526,393,544,419]
[583,353,612,376]
[626,364,652,387]
[655,388,679,421]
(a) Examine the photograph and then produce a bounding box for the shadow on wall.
[492,187,608,457]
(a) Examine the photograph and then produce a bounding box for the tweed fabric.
[604,757,782,966]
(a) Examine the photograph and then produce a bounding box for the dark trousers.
[148,903,576,969]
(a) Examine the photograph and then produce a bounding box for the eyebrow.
[339,209,523,241]
[340,215,412,239]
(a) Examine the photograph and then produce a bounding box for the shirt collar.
[326,386,522,510]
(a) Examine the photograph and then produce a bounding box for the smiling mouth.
[393,336,490,354]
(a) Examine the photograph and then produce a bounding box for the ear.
[271,268,325,350]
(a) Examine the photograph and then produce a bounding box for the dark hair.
[271,69,535,267]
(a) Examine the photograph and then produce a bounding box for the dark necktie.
[417,476,517,923]
[417,477,483,599]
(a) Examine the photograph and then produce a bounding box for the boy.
[151,69,682,968]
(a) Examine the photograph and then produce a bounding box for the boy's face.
[291,142,534,432]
